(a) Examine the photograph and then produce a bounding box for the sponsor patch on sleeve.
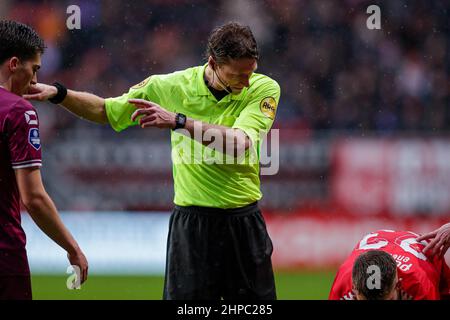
[28,128,41,150]
[259,96,277,120]
[24,110,38,125]
[131,76,151,90]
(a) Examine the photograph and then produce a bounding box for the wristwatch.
[173,113,187,130]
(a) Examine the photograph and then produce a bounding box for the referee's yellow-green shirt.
[105,64,281,209]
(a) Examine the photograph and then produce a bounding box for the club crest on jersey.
[259,97,277,120]
[28,128,41,150]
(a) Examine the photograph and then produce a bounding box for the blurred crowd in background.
[3,0,449,135]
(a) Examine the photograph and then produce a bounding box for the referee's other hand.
[129,99,177,129]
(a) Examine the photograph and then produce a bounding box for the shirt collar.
[196,63,210,97]
[195,63,246,101]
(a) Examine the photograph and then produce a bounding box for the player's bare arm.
[129,98,251,157]
[24,83,108,125]
[15,167,89,284]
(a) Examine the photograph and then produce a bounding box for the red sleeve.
[439,261,450,299]
[403,269,440,300]
[329,263,355,300]
[411,281,439,300]
[5,102,42,169]
[328,274,341,300]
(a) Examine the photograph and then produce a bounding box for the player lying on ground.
[329,230,450,300]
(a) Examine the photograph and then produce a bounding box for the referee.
[26,22,280,300]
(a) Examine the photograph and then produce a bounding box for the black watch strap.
[48,82,68,104]
[173,113,187,130]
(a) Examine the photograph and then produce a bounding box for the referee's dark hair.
[352,250,398,300]
[206,22,259,65]
[0,20,45,63]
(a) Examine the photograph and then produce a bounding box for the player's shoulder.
[0,91,35,118]
[249,73,280,95]
[330,260,354,300]
[402,271,438,299]
[153,65,200,84]
[372,229,412,240]
[13,98,35,112]
[251,72,279,85]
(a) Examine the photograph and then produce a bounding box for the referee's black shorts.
[163,202,276,300]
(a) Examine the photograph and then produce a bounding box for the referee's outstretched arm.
[24,82,108,125]
[24,82,252,157]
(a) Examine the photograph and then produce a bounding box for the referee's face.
[217,58,257,94]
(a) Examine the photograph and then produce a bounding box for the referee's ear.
[208,56,216,70]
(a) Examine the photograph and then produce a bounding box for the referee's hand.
[129,99,176,129]
[23,83,58,101]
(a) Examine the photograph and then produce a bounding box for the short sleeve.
[408,279,439,300]
[105,76,162,132]
[439,259,450,299]
[6,103,42,169]
[232,79,281,149]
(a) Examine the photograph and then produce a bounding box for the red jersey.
[329,230,450,300]
[0,87,42,275]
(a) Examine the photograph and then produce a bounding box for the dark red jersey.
[0,87,41,275]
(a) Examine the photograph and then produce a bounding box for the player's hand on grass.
[417,223,450,258]
[67,249,89,285]
[23,83,57,101]
[129,99,177,129]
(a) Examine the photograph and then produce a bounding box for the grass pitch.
[31,270,336,300]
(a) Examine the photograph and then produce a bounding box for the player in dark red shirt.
[0,20,88,300]
[329,230,450,300]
